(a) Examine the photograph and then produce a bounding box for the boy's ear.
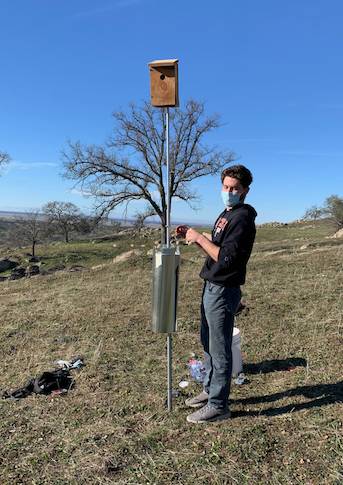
[240,186,249,202]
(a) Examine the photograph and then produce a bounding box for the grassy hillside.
[0,219,342,484]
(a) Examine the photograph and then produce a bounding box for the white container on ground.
[231,327,243,377]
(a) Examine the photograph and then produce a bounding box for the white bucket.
[231,327,243,377]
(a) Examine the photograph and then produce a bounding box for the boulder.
[25,265,40,276]
[11,267,26,276]
[300,243,316,250]
[0,259,11,272]
[257,222,288,228]
[9,267,26,280]
[66,265,88,272]
[8,256,20,263]
[92,264,105,270]
[47,264,66,274]
[27,256,40,263]
[328,228,343,238]
[113,249,143,264]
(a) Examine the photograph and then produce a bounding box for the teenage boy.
[176,164,257,423]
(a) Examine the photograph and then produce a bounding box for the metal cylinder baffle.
[151,245,180,334]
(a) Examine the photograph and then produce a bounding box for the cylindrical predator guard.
[151,245,179,333]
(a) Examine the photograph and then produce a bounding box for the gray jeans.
[201,281,241,410]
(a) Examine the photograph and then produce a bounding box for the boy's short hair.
[221,165,253,188]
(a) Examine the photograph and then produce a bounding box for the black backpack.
[2,369,74,400]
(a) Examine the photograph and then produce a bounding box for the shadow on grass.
[243,357,307,375]
[232,380,343,418]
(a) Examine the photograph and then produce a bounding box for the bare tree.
[132,207,156,235]
[61,99,238,242]
[8,211,44,257]
[303,204,322,220]
[304,195,343,230]
[0,151,11,176]
[42,201,93,242]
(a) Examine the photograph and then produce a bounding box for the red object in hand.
[175,225,188,238]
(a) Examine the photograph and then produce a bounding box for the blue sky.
[1,0,342,225]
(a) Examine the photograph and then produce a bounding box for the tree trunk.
[160,212,167,245]
[160,223,165,245]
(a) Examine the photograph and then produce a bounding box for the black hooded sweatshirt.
[199,203,257,287]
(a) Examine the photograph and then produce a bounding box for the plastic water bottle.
[188,359,206,382]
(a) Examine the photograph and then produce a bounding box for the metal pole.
[166,107,170,245]
[167,331,172,411]
[166,107,173,412]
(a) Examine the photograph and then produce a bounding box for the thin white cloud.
[276,150,343,157]
[225,138,276,143]
[67,188,94,197]
[68,188,162,202]
[9,161,58,169]
[216,138,276,144]
[0,205,34,212]
[284,102,343,109]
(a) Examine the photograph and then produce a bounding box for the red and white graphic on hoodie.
[213,217,228,238]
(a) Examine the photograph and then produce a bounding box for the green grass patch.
[0,219,342,484]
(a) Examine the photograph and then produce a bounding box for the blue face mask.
[221,191,241,208]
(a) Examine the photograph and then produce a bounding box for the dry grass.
[0,220,343,484]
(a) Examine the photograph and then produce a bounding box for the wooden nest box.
[148,59,179,108]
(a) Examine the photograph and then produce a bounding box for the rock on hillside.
[0,258,11,271]
[113,249,144,264]
[328,228,343,238]
[257,222,289,228]
[257,219,311,228]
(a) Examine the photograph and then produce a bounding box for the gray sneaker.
[185,391,209,408]
[187,404,231,423]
